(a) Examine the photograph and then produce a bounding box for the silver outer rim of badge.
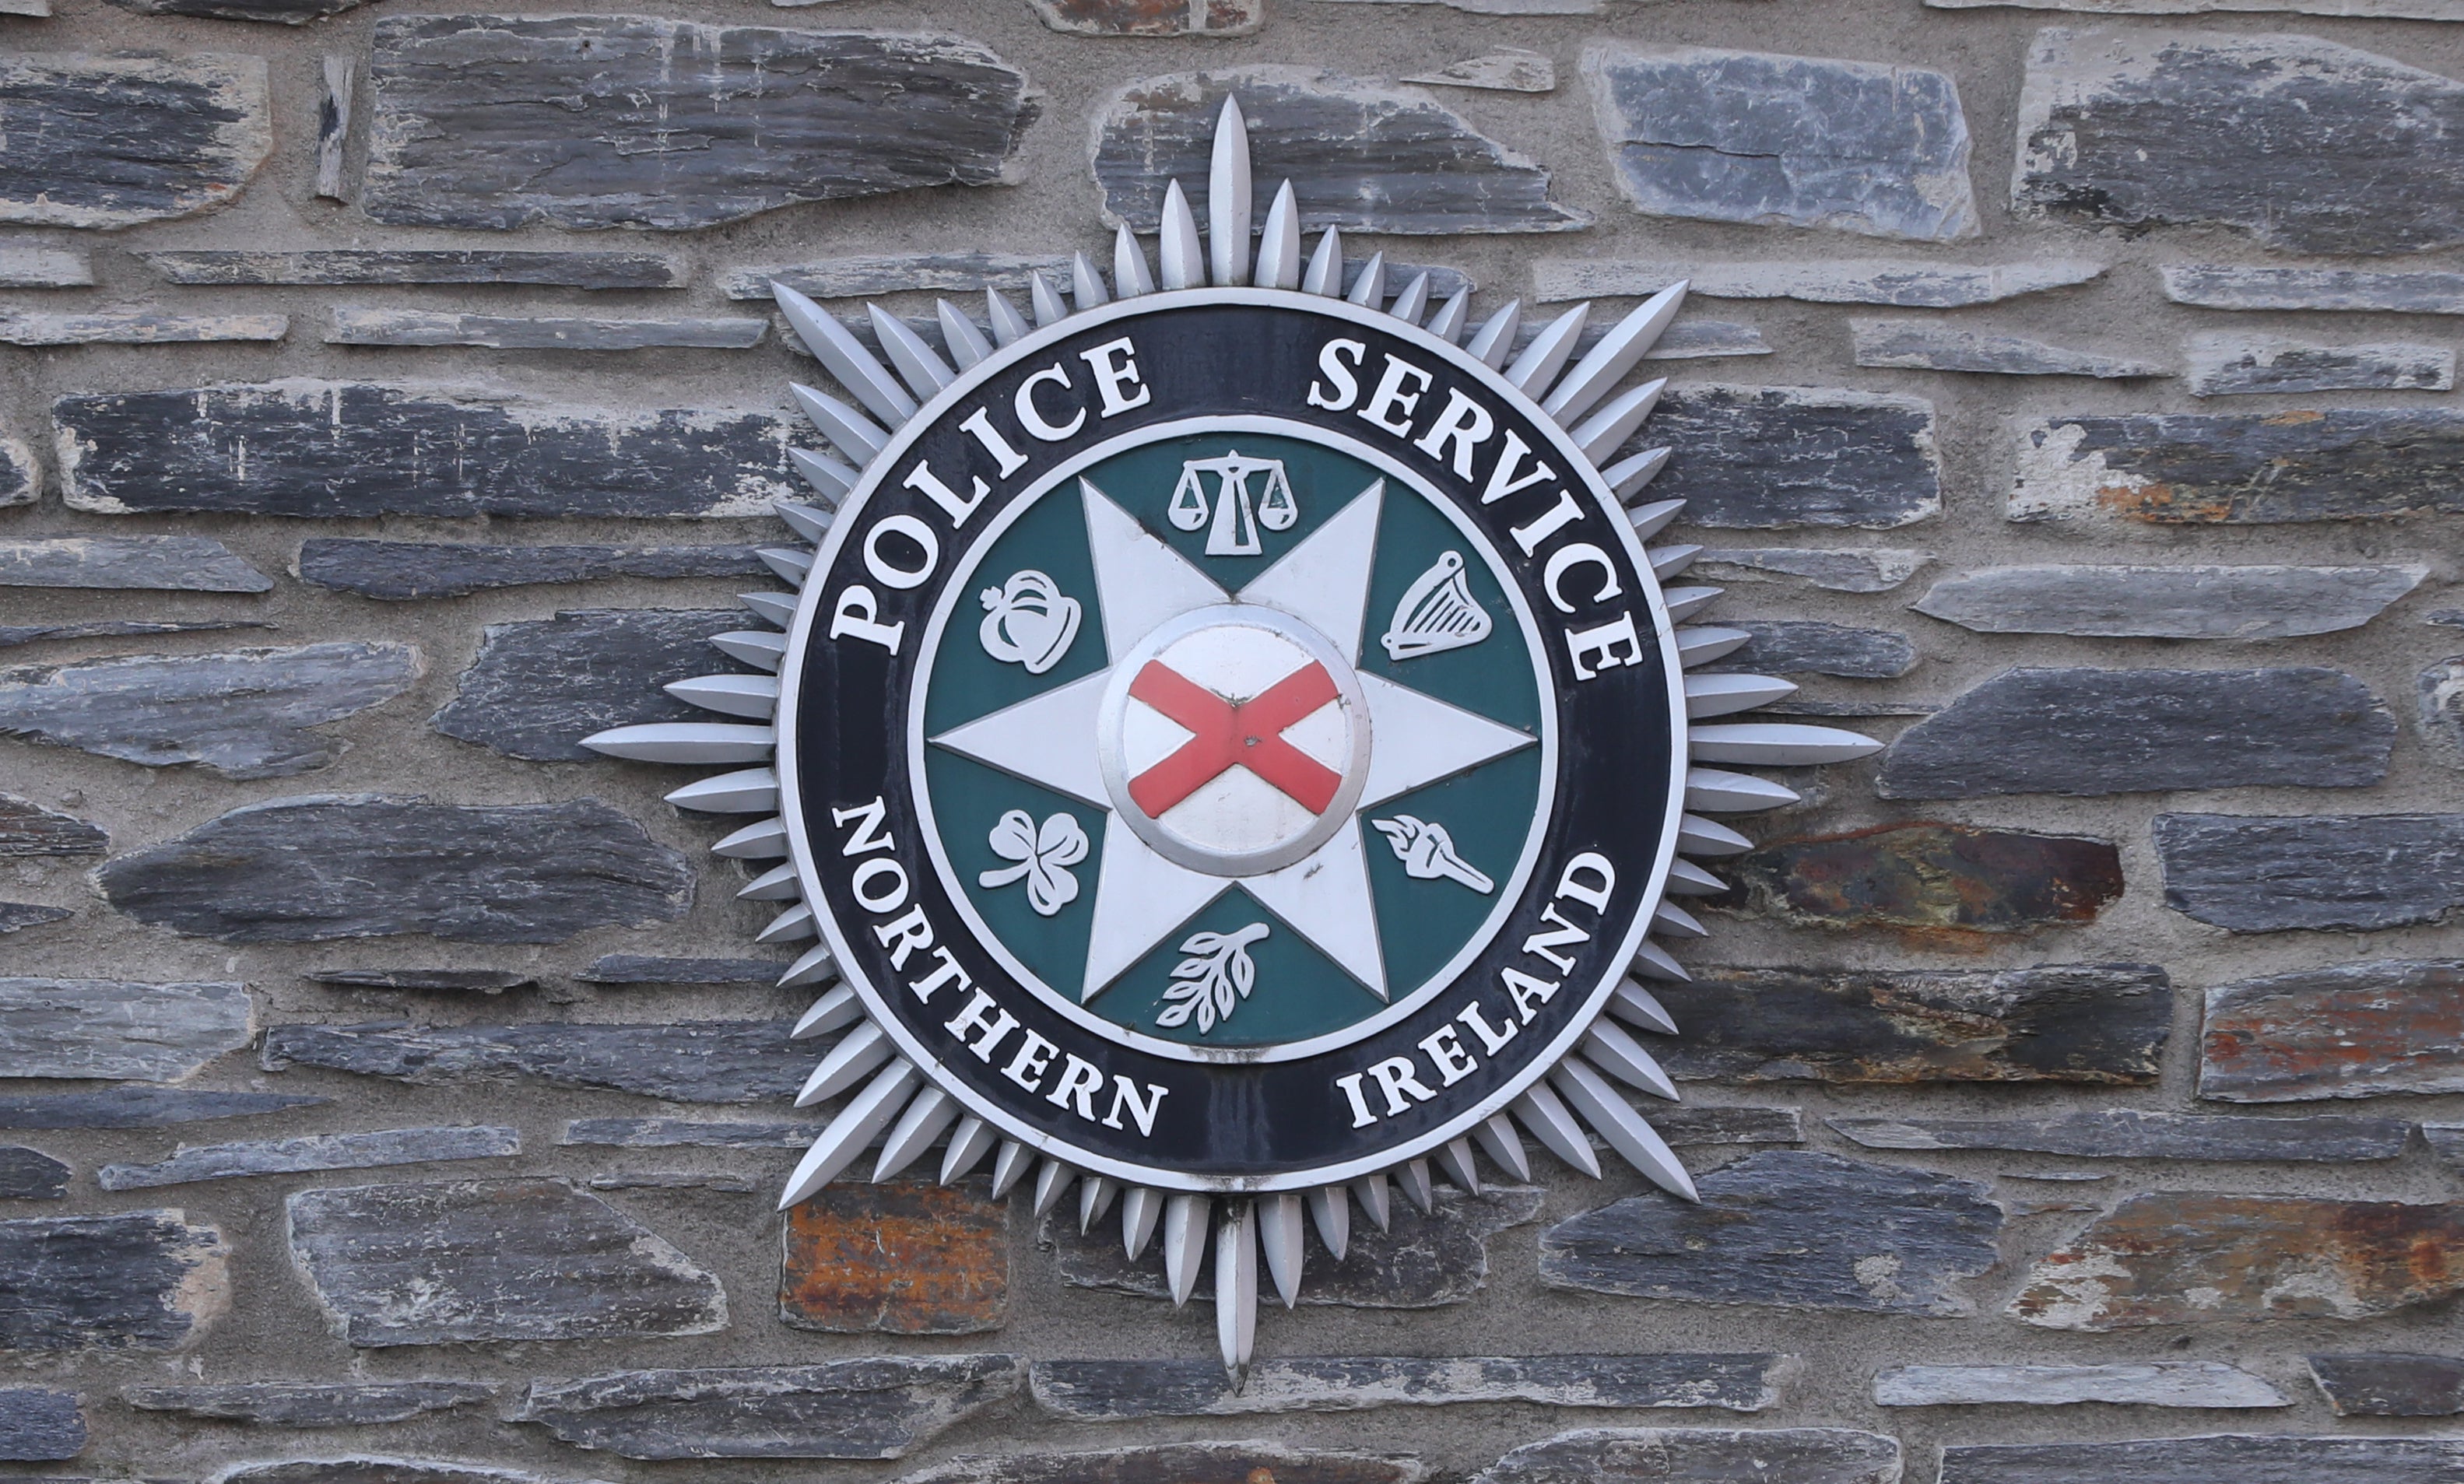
[584,97,1885,1383]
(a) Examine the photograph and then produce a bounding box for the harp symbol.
[1381,550,1492,661]
[1167,452,1297,556]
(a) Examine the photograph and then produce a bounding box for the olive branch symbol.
[1156,922,1270,1035]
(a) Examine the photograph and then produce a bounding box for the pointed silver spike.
[988,1138,1034,1199]
[1686,767,1802,813]
[1627,496,1685,542]
[779,942,837,989]
[774,283,915,426]
[777,1057,918,1209]
[1029,272,1069,328]
[1543,281,1688,423]
[1209,96,1253,287]
[581,721,774,765]
[1258,1191,1304,1307]
[1032,1156,1079,1218]
[1159,179,1205,291]
[665,767,778,814]
[1465,299,1521,370]
[1301,227,1343,296]
[1678,812,1757,856]
[1345,251,1386,308]
[787,447,858,506]
[1388,271,1431,325]
[868,303,955,402]
[755,547,811,589]
[735,862,799,900]
[985,288,1031,348]
[756,901,817,945]
[775,500,832,543]
[1631,938,1692,984]
[1684,672,1799,717]
[1507,303,1588,393]
[1394,1156,1434,1214]
[711,630,787,674]
[1113,223,1157,299]
[1609,978,1681,1036]
[791,984,862,1040]
[1609,447,1673,501]
[1674,625,1749,668]
[939,1115,997,1184]
[789,383,889,467]
[741,591,797,629]
[1472,1110,1532,1182]
[1434,1136,1481,1194]
[1350,1170,1391,1232]
[1164,1192,1210,1306]
[1513,1080,1602,1178]
[872,1083,958,1182]
[1553,1057,1698,1201]
[1665,858,1729,895]
[1305,1184,1350,1261]
[1652,899,1710,938]
[714,816,788,859]
[1122,1184,1164,1259]
[794,1019,889,1106]
[1215,1198,1258,1379]
[1424,286,1471,343]
[1255,180,1300,290]
[1573,377,1666,463]
[1690,721,1885,767]
[1663,586,1722,623]
[1071,250,1111,310]
[1653,546,1708,587]
[1079,1174,1119,1233]
[938,300,992,370]
[667,673,779,720]
[1585,1018,1681,1100]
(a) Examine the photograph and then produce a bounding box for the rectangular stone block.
[897,1442,1428,1484]
[0,979,254,1082]
[1828,1108,2410,1161]
[1715,822,2123,935]
[0,1210,227,1352]
[326,309,766,350]
[1,619,269,651]
[514,1356,1023,1460]
[0,1148,69,1200]
[300,541,763,601]
[1693,548,1932,594]
[2307,1353,2464,1416]
[431,609,746,761]
[1852,321,2162,377]
[0,55,269,227]
[0,1388,84,1459]
[725,252,1074,301]
[1875,1362,2283,1407]
[266,1021,803,1103]
[781,1182,1006,1335]
[99,1125,520,1191]
[1936,0,2464,15]
[0,795,106,857]
[0,536,270,593]
[125,1380,493,1424]
[1914,563,2423,640]
[1031,1354,1792,1419]
[0,311,285,346]
[0,903,68,937]
[1941,1436,2464,1484]
[2164,264,2464,313]
[0,248,91,289]
[1700,619,1916,678]
[1637,384,1939,528]
[1536,258,2103,306]
[2187,333,2455,395]
[145,250,682,289]
[0,1089,324,1128]
[2154,812,2464,932]
[577,956,788,987]
[2200,959,2463,1101]
[561,1117,810,1147]
[2010,409,2464,524]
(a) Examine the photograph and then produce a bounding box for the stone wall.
[2,0,2460,1480]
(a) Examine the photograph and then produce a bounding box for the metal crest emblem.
[586,99,1882,1380]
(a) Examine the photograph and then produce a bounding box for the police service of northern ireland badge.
[588,100,1882,1377]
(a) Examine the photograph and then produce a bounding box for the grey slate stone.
[0,795,105,856]
[561,1117,811,1148]
[287,1178,725,1345]
[1700,619,1917,679]
[0,247,91,289]
[99,1126,520,1191]
[0,1148,70,1200]
[1650,1106,1804,1145]
[327,310,767,350]
[146,251,683,289]
[514,1357,1023,1460]
[0,55,269,228]
[1694,549,1930,593]
[1029,0,1263,33]
[1641,321,1771,360]
[895,1442,1429,1484]
[2307,1353,2464,1416]
[0,311,286,346]
[1878,667,2393,798]
[1585,43,1976,241]
[430,609,745,762]
[361,18,1034,231]
[1539,1151,2003,1314]
[1916,564,2424,640]
[0,978,254,1082]
[125,1381,496,1426]
[0,437,33,509]
[1,619,272,651]
[2164,264,2464,314]
[1537,258,2104,307]
[215,1460,619,1484]
[107,0,366,21]
[0,903,71,935]
[0,536,271,593]
[1852,321,2164,377]
[2012,408,2464,524]
[578,956,788,986]
[0,643,421,779]
[0,1210,228,1351]
[2199,959,2464,1100]
[0,1089,324,1128]
[1095,68,1583,235]
[2015,29,2464,254]
[1936,0,2464,15]
[1828,1109,2410,1161]
[1408,50,1556,93]
[2421,658,2464,769]
[2186,333,2454,395]
[1939,1436,2464,1484]
[58,382,796,520]
[300,541,764,601]
[1030,1355,1791,1419]
[265,1021,803,1103]
[2153,812,2464,932]
[304,969,535,992]
[1876,1362,2284,1408]
[317,55,351,200]
[589,1172,755,1193]
[1473,1427,1901,1484]
[724,253,1075,301]
[0,1388,84,1458]
[1637,384,1939,529]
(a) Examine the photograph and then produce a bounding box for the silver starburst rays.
[584,98,1883,1380]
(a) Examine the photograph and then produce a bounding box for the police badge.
[588,100,1881,1376]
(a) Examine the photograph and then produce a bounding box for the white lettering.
[872,903,934,969]
[1479,430,1556,505]
[1412,387,1495,479]
[901,459,990,527]
[1557,854,1617,912]
[1458,1001,1518,1055]
[1335,1072,1378,1128]
[944,988,1018,1062]
[907,946,970,1004]
[830,797,894,857]
[1543,542,1622,613]
[849,858,908,914]
[1509,487,1586,556]
[1566,612,1645,682]
[959,406,1028,477]
[1357,354,1433,437]
[1078,337,1153,417]
[1104,1076,1170,1136]
[1002,1029,1059,1090]
[1307,339,1367,411]
[1418,1023,1477,1086]
[1501,967,1559,1023]
[1015,364,1085,442]
[862,514,939,591]
[826,584,904,654]
[1522,903,1590,974]
[1045,1054,1106,1119]
[1367,1055,1438,1114]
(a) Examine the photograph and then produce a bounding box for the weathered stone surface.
[216,1458,620,1484]
[363,19,1032,231]
[431,609,742,762]
[2423,658,2464,769]
[1853,321,2164,377]
[725,252,1074,302]
[783,1183,1006,1335]
[0,644,420,779]
[328,310,767,350]
[578,956,786,986]
[266,1021,802,1102]
[1916,564,2423,640]
[2199,959,2463,1101]
[1697,548,1931,594]
[300,540,763,601]
[1876,1361,2283,1408]
[1031,0,1261,35]
[2164,264,2464,314]
[561,1117,809,1147]
[2016,29,2464,254]
[1880,668,2392,798]
[126,1381,497,1425]
[147,251,682,289]
[2186,333,2453,395]
[304,969,535,992]
[1476,1428,1901,1484]
[58,382,795,519]
[0,248,91,289]
[317,54,351,198]
[1655,964,2169,1085]
[896,1442,1427,1484]
[0,1388,84,1458]
[0,1089,323,1128]
[516,1357,1021,1460]
[2010,409,2464,524]
[1642,321,1771,360]
[1638,385,1939,529]
[1096,68,1582,235]
[0,311,286,346]
[100,1126,520,1191]
[2010,1191,2464,1328]
[1409,49,1555,93]
[1830,1108,2410,1161]
[0,536,269,593]
[107,0,364,22]
[1943,1436,2464,1484]
[0,1148,69,1200]
[1939,0,2464,15]
[1538,258,2103,307]
[100,796,693,943]
[1700,619,1917,678]
[1651,1106,1803,1145]
[0,1210,227,1351]
[591,1171,756,1193]
[1051,1186,1542,1308]
[0,979,254,1082]
[0,903,70,935]
[1715,823,2124,935]
[1586,44,1975,241]
[2153,812,2464,931]
[1,619,271,651]
[0,795,105,857]
[0,55,269,228]
[2308,1353,2464,1416]
[1032,1355,1790,1419]
[1543,1152,2002,1314]
[288,1178,725,1345]
[0,438,30,509]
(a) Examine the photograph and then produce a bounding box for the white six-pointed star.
[931,475,1536,1008]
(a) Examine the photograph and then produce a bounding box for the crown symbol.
[978,569,1083,675]
[1381,550,1493,661]
[1168,451,1297,557]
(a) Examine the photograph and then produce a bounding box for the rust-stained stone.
[2199,959,2464,1103]
[1030,0,1262,34]
[1713,822,2123,935]
[2010,409,2464,524]
[2008,1191,2464,1330]
[781,1182,1006,1335]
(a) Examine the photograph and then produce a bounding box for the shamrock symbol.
[979,809,1090,917]
[1157,922,1270,1035]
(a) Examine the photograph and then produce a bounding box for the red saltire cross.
[1126,659,1343,817]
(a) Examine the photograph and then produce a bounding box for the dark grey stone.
[0,795,104,857]
[2431,1124,2464,1172]
[1828,1109,2410,1162]
[98,795,693,943]
[1474,1427,1901,1484]
[2010,409,2464,525]
[579,956,788,986]
[1699,619,1916,679]
[1031,1354,1791,1419]
[1541,1151,2002,1314]
[2422,658,2464,770]
[0,310,286,346]
[0,247,90,289]
[2164,265,2464,314]
[265,1021,803,1103]
[560,1117,812,1148]
[2154,812,2464,932]
[300,541,765,600]
[1650,1106,1803,1146]
[1630,384,1937,529]
[0,1388,83,1459]
[726,253,1074,302]
[0,1148,69,1200]
[0,1089,325,1129]
[0,536,270,592]
[1585,43,1975,241]
[590,1172,756,1193]
[2187,334,2454,395]
[0,619,272,651]
[2308,1353,2464,1417]
[125,1381,497,1426]
[0,1210,228,1351]
[2016,29,2464,255]
[327,310,767,350]
[1939,1435,2464,1484]
[431,609,745,762]
[1641,321,1770,360]
[146,251,683,289]
[287,1177,726,1345]
[304,969,536,992]
[514,1357,1023,1460]
[1096,68,1582,236]
[100,1126,521,1191]
[219,1459,616,1484]
[361,18,1034,231]
[0,978,254,1082]
[1875,1362,2286,1409]
[57,383,797,519]
[1879,668,2394,798]
[106,0,365,23]
[1852,321,2164,377]
[0,55,268,228]
[0,903,70,935]
[895,1442,1425,1484]
[1915,564,2424,640]
[0,437,32,508]
[1539,258,2104,307]
[0,643,421,779]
